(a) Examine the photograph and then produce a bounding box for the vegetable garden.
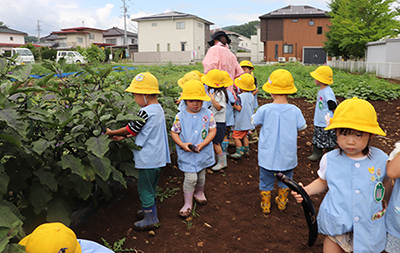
[1,58,400,252]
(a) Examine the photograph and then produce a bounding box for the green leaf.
[85,135,110,157]
[68,174,93,200]
[0,134,21,148]
[111,168,127,188]
[32,139,55,156]
[46,197,71,226]
[119,162,138,179]
[60,154,85,178]
[33,168,58,192]
[0,109,28,135]
[0,163,9,197]
[95,176,112,200]
[28,182,52,215]
[87,153,112,181]
[8,87,45,96]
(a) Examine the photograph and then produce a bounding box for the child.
[252,69,306,214]
[292,97,391,253]
[19,222,113,252]
[385,143,400,253]
[307,66,337,161]
[105,72,170,231]
[221,71,235,155]
[177,71,202,112]
[230,73,255,160]
[201,69,229,171]
[240,60,259,144]
[171,80,216,217]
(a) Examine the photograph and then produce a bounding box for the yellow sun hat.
[201,69,226,88]
[310,66,333,85]
[180,80,211,101]
[325,97,385,136]
[192,70,204,79]
[262,69,297,94]
[234,73,256,91]
[240,60,254,69]
[178,71,201,88]
[221,70,233,87]
[125,72,160,94]
[18,222,82,253]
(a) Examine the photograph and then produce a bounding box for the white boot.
[212,154,227,171]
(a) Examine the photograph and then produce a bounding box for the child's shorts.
[327,232,353,253]
[232,130,248,139]
[312,126,336,149]
[386,232,400,253]
[213,122,226,144]
[259,168,293,191]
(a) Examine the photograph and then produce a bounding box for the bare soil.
[73,96,400,253]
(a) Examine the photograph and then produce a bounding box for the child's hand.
[105,128,114,137]
[182,143,194,152]
[188,144,200,153]
[209,91,215,100]
[111,135,126,141]
[291,182,304,203]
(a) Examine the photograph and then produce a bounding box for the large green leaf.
[94,176,112,200]
[0,109,28,135]
[87,153,112,181]
[60,154,85,178]
[0,134,21,148]
[8,87,45,96]
[28,183,52,215]
[119,162,138,179]
[46,197,71,226]
[68,174,93,200]
[32,139,55,156]
[0,163,9,197]
[33,168,58,192]
[85,135,110,157]
[111,168,127,188]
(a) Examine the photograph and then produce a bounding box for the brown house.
[259,5,330,64]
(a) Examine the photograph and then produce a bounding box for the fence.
[328,60,400,79]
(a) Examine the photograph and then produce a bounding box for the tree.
[25,35,38,43]
[224,21,259,38]
[323,0,400,58]
[0,21,7,27]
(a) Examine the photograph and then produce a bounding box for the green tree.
[25,35,39,43]
[0,21,7,27]
[224,20,259,38]
[323,0,400,58]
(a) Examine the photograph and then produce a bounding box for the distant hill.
[223,20,260,38]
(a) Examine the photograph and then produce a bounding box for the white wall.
[366,43,387,63]
[386,40,400,63]
[0,33,25,44]
[250,26,264,63]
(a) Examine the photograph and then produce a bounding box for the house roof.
[0,43,42,47]
[103,27,137,37]
[51,26,107,35]
[52,30,90,35]
[61,27,107,32]
[0,26,28,35]
[41,34,58,41]
[211,29,248,39]
[132,11,214,25]
[259,5,328,19]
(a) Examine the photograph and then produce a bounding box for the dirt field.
[73,96,400,253]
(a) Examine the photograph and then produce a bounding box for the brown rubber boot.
[275,188,290,211]
[260,190,272,214]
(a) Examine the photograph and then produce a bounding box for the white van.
[56,51,87,64]
[11,48,35,65]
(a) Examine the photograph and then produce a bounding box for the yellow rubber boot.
[260,191,271,214]
[275,188,289,211]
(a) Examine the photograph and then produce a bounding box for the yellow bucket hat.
[325,97,385,136]
[262,69,297,94]
[125,72,160,94]
[234,73,256,91]
[19,222,82,253]
[178,71,201,88]
[310,66,333,85]
[201,69,226,88]
[180,80,211,101]
[192,70,204,79]
[222,70,233,87]
[240,60,254,68]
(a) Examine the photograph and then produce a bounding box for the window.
[181,42,185,51]
[106,39,117,44]
[167,43,170,52]
[283,44,293,54]
[317,26,323,34]
[275,44,278,59]
[89,34,95,40]
[131,38,137,44]
[309,20,314,26]
[198,23,203,28]
[59,38,67,47]
[10,37,13,41]
[77,37,83,43]
[152,23,157,27]
[157,44,160,52]
[292,19,298,23]
[177,22,185,29]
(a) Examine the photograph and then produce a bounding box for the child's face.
[335,129,372,158]
[186,100,203,113]
[242,66,252,74]
[133,93,147,107]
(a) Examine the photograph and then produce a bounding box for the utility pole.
[36,20,42,43]
[122,0,128,45]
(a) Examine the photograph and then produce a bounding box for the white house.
[239,36,251,52]
[51,27,106,49]
[103,27,138,45]
[132,11,214,63]
[0,26,27,54]
[365,38,400,78]
[251,24,264,63]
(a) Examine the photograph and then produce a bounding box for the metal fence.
[328,60,400,79]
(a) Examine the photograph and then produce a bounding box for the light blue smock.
[78,239,114,253]
[225,90,235,127]
[318,148,388,253]
[174,108,215,172]
[233,92,254,131]
[314,86,336,127]
[133,103,171,169]
[386,172,400,239]
[252,103,306,171]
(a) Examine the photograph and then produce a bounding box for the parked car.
[56,51,87,64]
[11,48,35,65]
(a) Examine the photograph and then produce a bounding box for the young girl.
[292,97,391,253]
[171,80,216,217]
[385,143,400,252]
[201,69,229,171]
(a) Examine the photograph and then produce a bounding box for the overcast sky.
[0,0,331,37]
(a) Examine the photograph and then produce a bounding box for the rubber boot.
[275,188,290,211]
[194,185,207,204]
[249,129,259,144]
[260,191,271,214]
[221,141,229,154]
[133,204,159,231]
[212,154,227,171]
[307,144,323,161]
[137,199,157,218]
[179,191,194,217]
[244,146,250,157]
[230,146,244,160]
[228,132,235,147]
